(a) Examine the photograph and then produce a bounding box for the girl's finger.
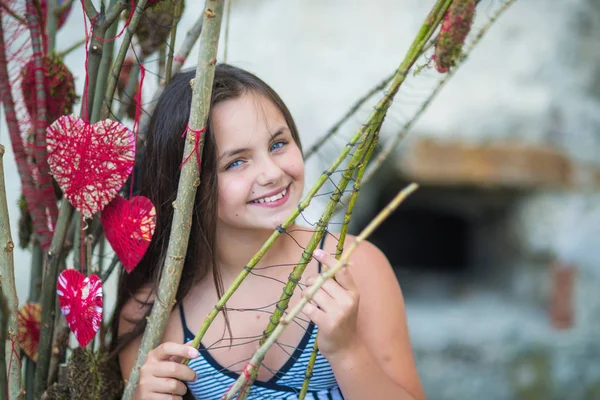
[301,302,326,325]
[333,266,359,293]
[309,288,336,313]
[152,361,197,382]
[152,342,199,362]
[318,277,351,302]
[155,378,189,396]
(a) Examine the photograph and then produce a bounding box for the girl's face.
[212,91,304,233]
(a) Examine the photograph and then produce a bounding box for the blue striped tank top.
[180,236,344,399]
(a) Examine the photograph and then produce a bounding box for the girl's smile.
[212,91,304,231]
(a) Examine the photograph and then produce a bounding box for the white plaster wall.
[1,0,599,305]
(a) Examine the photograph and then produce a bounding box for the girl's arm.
[306,239,426,400]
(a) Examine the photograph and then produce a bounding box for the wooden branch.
[0,7,53,249]
[33,202,73,399]
[164,0,183,85]
[100,0,150,120]
[25,0,59,241]
[0,145,25,399]
[298,125,378,400]
[0,291,8,400]
[82,0,98,21]
[362,0,519,184]
[304,71,394,160]
[121,2,226,398]
[90,0,120,124]
[225,184,419,399]
[45,0,58,52]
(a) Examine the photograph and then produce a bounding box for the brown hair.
[110,64,302,357]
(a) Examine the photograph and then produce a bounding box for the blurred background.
[2,0,600,398]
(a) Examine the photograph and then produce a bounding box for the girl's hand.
[301,249,361,359]
[135,342,198,400]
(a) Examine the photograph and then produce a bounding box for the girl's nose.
[256,156,283,186]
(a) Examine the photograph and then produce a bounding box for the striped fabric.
[183,317,344,400]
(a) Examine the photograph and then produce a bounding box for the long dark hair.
[109,64,302,358]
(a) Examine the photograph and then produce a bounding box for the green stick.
[225,183,419,399]
[121,3,225,398]
[0,145,24,399]
[298,127,379,400]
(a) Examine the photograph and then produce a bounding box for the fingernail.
[313,249,325,258]
[188,348,199,358]
[194,374,198,381]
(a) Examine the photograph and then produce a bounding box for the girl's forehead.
[212,92,287,144]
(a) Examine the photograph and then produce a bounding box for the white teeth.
[252,188,287,204]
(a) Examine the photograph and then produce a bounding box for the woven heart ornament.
[56,270,103,347]
[17,303,41,362]
[47,115,135,219]
[101,195,156,273]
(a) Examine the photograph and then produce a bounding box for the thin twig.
[56,37,87,58]
[100,0,150,120]
[121,3,226,398]
[45,0,58,52]
[362,0,519,184]
[224,183,419,399]
[222,0,232,63]
[26,0,60,241]
[138,12,204,144]
[0,2,26,25]
[33,202,73,399]
[0,7,53,249]
[82,0,98,21]
[0,145,25,399]
[90,0,120,124]
[304,71,394,160]
[164,0,183,85]
[298,126,378,400]
[0,291,8,400]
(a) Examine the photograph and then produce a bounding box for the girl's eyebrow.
[218,127,287,162]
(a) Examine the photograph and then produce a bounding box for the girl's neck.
[215,224,299,278]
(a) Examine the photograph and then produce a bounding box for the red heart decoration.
[56,270,103,347]
[17,303,41,362]
[47,115,135,219]
[101,195,156,273]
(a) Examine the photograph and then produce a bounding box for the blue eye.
[270,141,286,151]
[226,159,244,170]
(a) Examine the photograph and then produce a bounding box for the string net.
[2,0,513,398]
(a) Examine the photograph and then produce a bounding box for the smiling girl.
[111,64,425,400]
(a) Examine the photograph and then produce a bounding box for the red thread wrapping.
[46,115,136,219]
[221,362,257,399]
[101,195,156,273]
[180,125,206,171]
[17,302,41,362]
[56,270,103,347]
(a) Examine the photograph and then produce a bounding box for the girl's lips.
[248,185,291,208]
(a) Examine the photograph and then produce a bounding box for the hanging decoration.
[46,115,136,219]
[433,0,476,73]
[101,195,157,273]
[135,0,185,56]
[56,269,103,347]
[21,54,77,123]
[17,302,42,362]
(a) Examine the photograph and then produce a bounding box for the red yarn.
[180,125,207,171]
[433,0,476,73]
[20,54,77,123]
[46,115,136,219]
[56,270,103,347]
[17,303,41,362]
[101,195,156,273]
